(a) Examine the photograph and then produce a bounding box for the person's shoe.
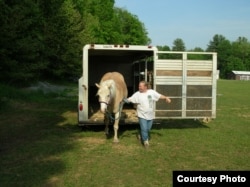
[144,140,149,148]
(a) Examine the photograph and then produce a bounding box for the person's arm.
[159,95,171,103]
[123,93,138,104]
[123,97,131,103]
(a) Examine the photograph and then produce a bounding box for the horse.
[95,72,128,143]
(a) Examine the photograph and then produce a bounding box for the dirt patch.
[89,109,138,124]
[111,143,139,155]
[238,113,250,118]
[76,137,107,152]
[83,137,106,145]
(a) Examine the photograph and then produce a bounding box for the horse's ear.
[95,83,100,88]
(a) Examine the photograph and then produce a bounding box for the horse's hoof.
[113,139,119,143]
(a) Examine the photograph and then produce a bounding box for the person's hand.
[166,97,171,103]
[123,98,130,104]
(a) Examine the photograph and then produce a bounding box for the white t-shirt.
[128,89,161,120]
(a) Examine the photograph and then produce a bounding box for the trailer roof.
[88,49,155,57]
[84,44,157,57]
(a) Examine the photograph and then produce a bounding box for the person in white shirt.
[126,81,171,147]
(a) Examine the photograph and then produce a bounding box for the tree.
[190,47,204,52]
[41,0,84,79]
[172,38,186,51]
[87,0,117,43]
[156,45,171,59]
[231,37,250,71]
[171,38,185,59]
[0,0,45,84]
[114,8,151,45]
[0,0,152,84]
[188,47,208,60]
[207,34,232,78]
[226,56,245,73]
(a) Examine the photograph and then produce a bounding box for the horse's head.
[95,80,114,113]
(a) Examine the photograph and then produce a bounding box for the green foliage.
[207,35,250,78]
[1,0,249,84]
[187,47,208,60]
[87,0,116,43]
[170,38,186,59]
[172,38,186,51]
[0,0,45,84]
[156,45,171,59]
[189,47,204,52]
[41,0,84,79]
[231,37,250,70]
[114,8,151,45]
[0,0,150,85]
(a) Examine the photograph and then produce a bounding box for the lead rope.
[105,99,126,122]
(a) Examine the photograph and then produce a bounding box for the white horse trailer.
[78,44,217,125]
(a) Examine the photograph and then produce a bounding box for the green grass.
[0,80,249,187]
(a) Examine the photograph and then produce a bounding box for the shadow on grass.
[0,94,80,186]
[154,119,210,129]
[80,118,209,141]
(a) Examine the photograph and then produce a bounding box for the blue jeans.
[138,117,153,142]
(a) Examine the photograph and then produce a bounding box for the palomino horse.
[95,72,128,143]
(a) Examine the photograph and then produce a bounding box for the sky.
[114,0,250,50]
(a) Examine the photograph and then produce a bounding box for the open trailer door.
[154,51,217,120]
[132,57,154,92]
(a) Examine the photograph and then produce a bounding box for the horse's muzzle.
[99,101,109,105]
[99,101,108,113]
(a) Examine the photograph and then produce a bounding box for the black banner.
[173,171,250,187]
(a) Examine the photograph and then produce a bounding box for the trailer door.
[154,51,217,119]
[132,57,153,92]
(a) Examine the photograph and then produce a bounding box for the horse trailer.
[78,44,217,126]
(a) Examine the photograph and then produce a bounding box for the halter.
[99,101,109,105]
[98,88,111,106]
[99,82,112,106]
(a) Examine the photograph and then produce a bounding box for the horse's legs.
[113,113,120,143]
[104,113,109,135]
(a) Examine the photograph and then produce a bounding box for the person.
[125,81,171,148]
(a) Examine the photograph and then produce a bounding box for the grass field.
[0,80,249,187]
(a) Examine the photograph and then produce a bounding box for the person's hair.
[139,81,149,88]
